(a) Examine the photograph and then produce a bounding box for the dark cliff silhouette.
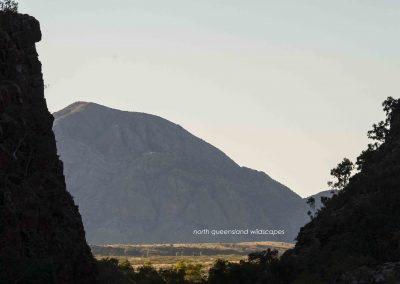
[0,13,98,283]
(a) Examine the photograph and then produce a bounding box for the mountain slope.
[53,102,308,244]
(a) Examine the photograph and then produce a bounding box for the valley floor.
[92,241,294,269]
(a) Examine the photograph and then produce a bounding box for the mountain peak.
[53,101,92,119]
[53,102,308,244]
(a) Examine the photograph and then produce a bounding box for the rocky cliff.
[0,12,98,283]
[53,102,308,244]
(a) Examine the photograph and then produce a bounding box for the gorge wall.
[0,12,98,283]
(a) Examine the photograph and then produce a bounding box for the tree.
[174,261,205,283]
[306,196,315,210]
[356,97,400,170]
[328,158,354,191]
[366,97,400,145]
[306,196,316,219]
[248,249,279,265]
[0,0,18,13]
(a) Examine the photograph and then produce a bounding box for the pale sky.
[19,0,400,197]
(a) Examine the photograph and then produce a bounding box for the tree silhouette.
[0,0,18,13]
[248,249,279,265]
[306,196,316,219]
[328,158,354,191]
[357,97,400,170]
[366,97,400,146]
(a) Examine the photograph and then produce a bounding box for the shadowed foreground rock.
[340,262,400,284]
[0,12,98,283]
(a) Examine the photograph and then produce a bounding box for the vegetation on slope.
[286,97,400,282]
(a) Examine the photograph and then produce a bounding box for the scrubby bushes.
[97,258,206,284]
[0,0,18,13]
[97,250,278,284]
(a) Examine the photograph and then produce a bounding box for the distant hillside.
[53,102,308,244]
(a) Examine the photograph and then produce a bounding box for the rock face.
[0,13,98,283]
[53,102,308,244]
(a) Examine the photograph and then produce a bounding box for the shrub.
[0,0,18,13]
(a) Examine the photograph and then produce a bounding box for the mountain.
[53,102,308,244]
[0,13,97,283]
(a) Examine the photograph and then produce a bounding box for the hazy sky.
[19,0,400,197]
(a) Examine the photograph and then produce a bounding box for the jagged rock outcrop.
[0,12,98,283]
[53,102,308,244]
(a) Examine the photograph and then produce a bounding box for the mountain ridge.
[53,101,307,244]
